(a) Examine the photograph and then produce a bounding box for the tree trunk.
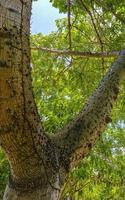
[3,183,60,200]
[1,0,125,200]
[0,1,65,199]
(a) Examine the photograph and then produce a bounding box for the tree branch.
[31,47,119,58]
[79,0,103,47]
[0,0,57,185]
[67,0,72,50]
[79,0,105,69]
[53,50,125,170]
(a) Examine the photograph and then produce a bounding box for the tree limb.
[0,0,57,185]
[53,50,125,169]
[31,47,119,58]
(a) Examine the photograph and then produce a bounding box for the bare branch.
[31,47,119,58]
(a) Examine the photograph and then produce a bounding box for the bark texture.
[54,51,125,168]
[3,184,60,200]
[0,0,125,200]
[0,0,64,199]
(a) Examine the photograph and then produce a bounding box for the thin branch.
[79,0,103,46]
[67,0,72,50]
[79,0,105,68]
[31,47,119,58]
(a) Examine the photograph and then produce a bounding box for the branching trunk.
[0,1,65,199]
[0,0,125,200]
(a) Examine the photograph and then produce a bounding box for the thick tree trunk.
[0,1,65,199]
[3,183,60,200]
[1,0,125,200]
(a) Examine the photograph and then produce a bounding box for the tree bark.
[0,0,125,200]
[31,47,119,58]
[54,50,125,168]
[0,0,44,180]
[0,1,65,199]
[3,184,61,200]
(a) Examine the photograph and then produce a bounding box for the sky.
[31,0,65,35]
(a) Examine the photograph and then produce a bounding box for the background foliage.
[1,0,125,199]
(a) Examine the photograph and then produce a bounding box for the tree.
[0,0,125,200]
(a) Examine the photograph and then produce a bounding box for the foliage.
[30,1,125,198]
[60,128,125,199]
[0,150,9,200]
[31,30,125,199]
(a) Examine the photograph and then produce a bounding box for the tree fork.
[0,0,125,200]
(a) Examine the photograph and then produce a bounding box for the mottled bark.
[3,184,61,200]
[0,1,64,200]
[0,0,125,200]
[54,51,125,168]
[0,0,41,178]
